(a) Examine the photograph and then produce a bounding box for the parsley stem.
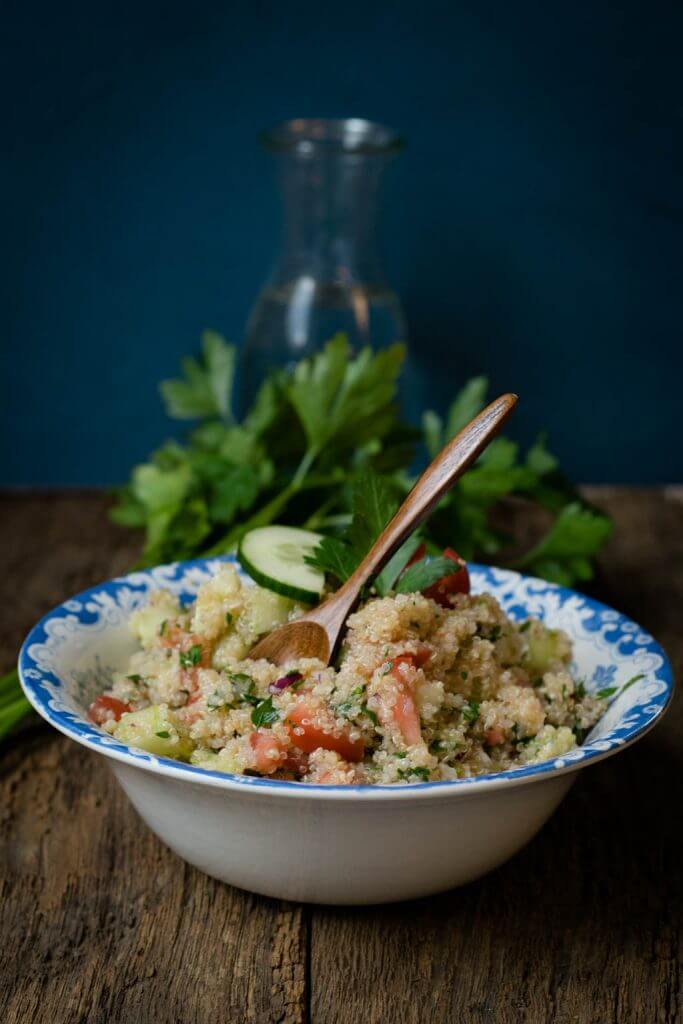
[291,445,319,490]
[200,483,299,556]
[0,669,32,741]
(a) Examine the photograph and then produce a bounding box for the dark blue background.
[2,0,680,485]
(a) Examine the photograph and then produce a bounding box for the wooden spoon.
[249,393,518,666]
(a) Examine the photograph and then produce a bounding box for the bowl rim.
[18,559,674,802]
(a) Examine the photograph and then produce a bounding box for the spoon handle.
[329,393,518,612]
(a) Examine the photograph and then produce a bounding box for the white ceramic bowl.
[19,558,673,905]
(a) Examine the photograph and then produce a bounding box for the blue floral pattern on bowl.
[18,558,674,792]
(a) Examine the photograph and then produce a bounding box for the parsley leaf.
[374,534,423,597]
[179,644,203,669]
[348,473,398,560]
[445,376,489,440]
[160,330,235,423]
[462,700,480,723]
[394,556,458,594]
[305,536,358,582]
[251,697,280,728]
[514,502,613,586]
[397,766,431,782]
[306,472,399,585]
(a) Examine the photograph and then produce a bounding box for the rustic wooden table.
[1,490,680,1024]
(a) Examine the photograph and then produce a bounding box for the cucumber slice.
[237,525,325,603]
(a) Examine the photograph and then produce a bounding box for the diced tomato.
[391,685,422,745]
[316,766,355,785]
[88,695,132,725]
[392,647,432,672]
[249,730,288,773]
[161,627,212,667]
[186,683,202,705]
[287,701,365,762]
[375,658,423,745]
[180,633,212,667]
[423,548,470,606]
[282,747,309,775]
[484,728,506,747]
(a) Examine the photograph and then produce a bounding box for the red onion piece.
[269,671,303,694]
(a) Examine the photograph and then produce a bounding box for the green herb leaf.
[160,330,235,422]
[514,502,613,586]
[361,704,379,725]
[397,766,431,782]
[155,730,171,739]
[251,697,280,728]
[596,687,617,698]
[622,672,644,692]
[394,556,458,595]
[179,644,203,668]
[305,536,358,582]
[348,473,398,564]
[462,700,480,723]
[374,534,423,597]
[239,681,261,707]
[445,376,488,439]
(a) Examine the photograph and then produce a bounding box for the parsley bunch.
[111,330,611,583]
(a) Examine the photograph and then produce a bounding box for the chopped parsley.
[361,704,378,725]
[622,672,644,692]
[519,621,531,633]
[159,620,168,637]
[240,681,261,707]
[155,730,171,739]
[462,700,480,724]
[251,697,280,728]
[126,674,143,683]
[225,611,233,626]
[179,644,203,668]
[229,672,255,687]
[397,766,430,782]
[429,739,445,753]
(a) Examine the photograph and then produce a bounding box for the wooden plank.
[310,488,683,1024]
[0,493,308,1024]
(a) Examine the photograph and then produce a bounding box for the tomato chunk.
[485,727,506,747]
[287,701,364,762]
[249,730,288,773]
[423,547,470,606]
[375,658,423,745]
[88,695,132,725]
[391,685,422,745]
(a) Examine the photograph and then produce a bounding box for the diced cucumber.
[521,622,566,676]
[238,525,324,603]
[238,585,299,643]
[113,704,195,761]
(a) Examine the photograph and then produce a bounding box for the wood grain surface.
[1,489,681,1024]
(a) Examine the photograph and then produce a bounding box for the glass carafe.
[241,118,409,407]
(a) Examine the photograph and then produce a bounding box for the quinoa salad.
[88,563,606,785]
